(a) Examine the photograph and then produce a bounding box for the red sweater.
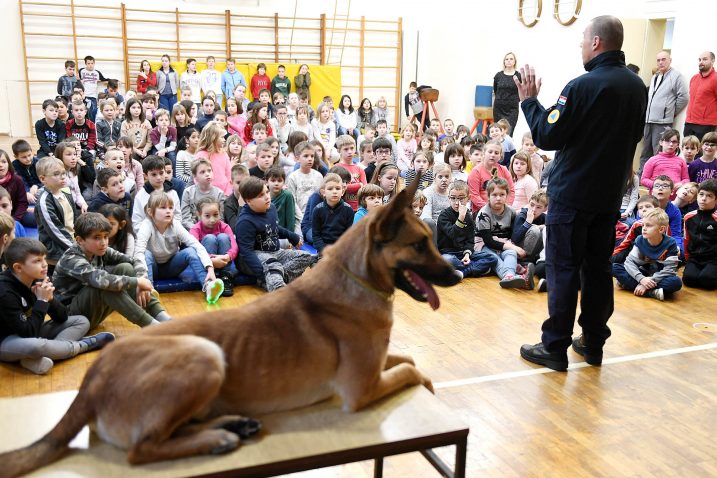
[136,71,157,94]
[0,173,29,221]
[467,164,515,212]
[66,118,97,152]
[337,162,367,211]
[250,73,271,100]
[686,69,717,126]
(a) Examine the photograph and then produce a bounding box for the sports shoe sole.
[206,280,225,304]
[500,277,526,289]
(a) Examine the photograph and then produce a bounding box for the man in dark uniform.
[515,16,647,371]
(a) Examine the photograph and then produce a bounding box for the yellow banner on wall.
[147,61,341,110]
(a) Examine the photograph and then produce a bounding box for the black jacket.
[311,199,355,253]
[521,50,647,213]
[0,269,68,342]
[437,206,475,255]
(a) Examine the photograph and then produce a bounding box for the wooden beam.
[18,0,34,136]
[225,10,231,59]
[394,17,402,133]
[274,12,279,63]
[70,0,78,65]
[121,3,130,92]
[359,16,365,102]
[176,8,181,60]
[320,14,326,65]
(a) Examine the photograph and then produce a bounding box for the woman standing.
[156,54,179,112]
[136,60,157,94]
[492,52,521,135]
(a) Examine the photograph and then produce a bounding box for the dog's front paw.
[420,374,434,394]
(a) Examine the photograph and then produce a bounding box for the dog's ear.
[370,171,422,243]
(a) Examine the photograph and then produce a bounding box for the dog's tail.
[0,386,94,478]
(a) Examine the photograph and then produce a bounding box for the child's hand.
[80,204,88,214]
[205,268,216,283]
[620,212,628,219]
[295,238,304,249]
[640,277,657,289]
[634,284,647,296]
[26,191,36,203]
[157,149,166,157]
[211,256,229,269]
[137,277,154,291]
[526,208,535,223]
[458,201,468,221]
[160,125,168,135]
[462,253,471,266]
[32,278,54,302]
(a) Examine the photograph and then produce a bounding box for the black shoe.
[571,334,603,366]
[218,273,234,297]
[520,343,568,371]
[537,278,548,293]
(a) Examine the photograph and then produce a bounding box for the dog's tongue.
[407,270,440,310]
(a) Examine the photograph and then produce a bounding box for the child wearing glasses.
[688,132,717,183]
[437,180,497,279]
[641,128,689,198]
[650,175,684,253]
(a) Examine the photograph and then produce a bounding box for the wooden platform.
[0,386,468,478]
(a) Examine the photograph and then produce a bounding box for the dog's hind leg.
[384,353,415,369]
[176,416,263,440]
[338,362,434,412]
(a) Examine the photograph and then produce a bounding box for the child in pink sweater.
[641,128,689,197]
[195,122,233,195]
[468,141,515,212]
[189,197,238,296]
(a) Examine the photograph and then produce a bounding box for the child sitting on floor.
[236,177,315,291]
[353,183,384,224]
[0,238,114,375]
[612,208,682,301]
[476,178,534,289]
[181,158,225,230]
[672,182,699,217]
[468,141,515,212]
[682,179,717,290]
[312,173,355,254]
[611,195,660,265]
[437,180,497,279]
[135,191,224,303]
[266,167,295,232]
[53,213,172,329]
[511,188,548,264]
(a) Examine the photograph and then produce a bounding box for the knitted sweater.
[641,151,689,190]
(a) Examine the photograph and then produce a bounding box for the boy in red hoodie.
[250,63,271,100]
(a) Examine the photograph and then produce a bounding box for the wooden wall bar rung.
[20,0,403,134]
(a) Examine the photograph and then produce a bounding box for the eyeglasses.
[704,142,717,148]
[653,183,672,190]
[448,196,467,202]
[375,149,392,156]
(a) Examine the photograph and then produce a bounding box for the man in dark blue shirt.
[516,16,647,371]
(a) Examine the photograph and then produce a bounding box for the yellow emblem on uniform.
[547,109,560,124]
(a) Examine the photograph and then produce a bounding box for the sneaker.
[204,279,224,304]
[499,274,525,289]
[519,343,568,371]
[455,270,464,280]
[522,263,535,290]
[646,288,664,301]
[571,334,603,366]
[537,278,548,293]
[20,357,54,375]
[80,332,116,353]
[218,273,234,297]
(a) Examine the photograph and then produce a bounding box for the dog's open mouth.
[396,269,440,310]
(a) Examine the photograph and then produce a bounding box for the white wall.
[3,0,714,139]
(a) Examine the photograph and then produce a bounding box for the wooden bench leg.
[374,456,384,478]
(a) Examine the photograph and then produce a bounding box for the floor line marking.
[434,342,717,390]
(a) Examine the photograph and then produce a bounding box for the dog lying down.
[1,174,461,477]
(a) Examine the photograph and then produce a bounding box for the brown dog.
[0,175,460,476]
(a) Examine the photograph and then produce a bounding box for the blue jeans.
[145,248,208,284]
[201,234,232,274]
[159,93,177,112]
[337,126,360,140]
[612,263,682,295]
[482,247,518,279]
[21,210,37,228]
[442,251,497,277]
[543,199,617,352]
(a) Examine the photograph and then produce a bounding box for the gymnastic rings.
[518,0,582,28]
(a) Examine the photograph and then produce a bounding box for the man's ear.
[370,171,421,243]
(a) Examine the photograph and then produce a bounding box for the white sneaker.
[20,357,54,375]
[204,279,224,304]
[648,288,664,301]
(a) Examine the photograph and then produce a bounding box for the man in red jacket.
[684,51,717,141]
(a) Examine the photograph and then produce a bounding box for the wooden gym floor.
[1,136,716,477]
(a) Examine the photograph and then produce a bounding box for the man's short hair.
[97,168,121,188]
[4,237,47,269]
[486,178,510,195]
[42,99,59,111]
[12,139,32,156]
[589,15,624,51]
[74,212,112,239]
[265,167,285,181]
[641,208,669,227]
[636,195,659,207]
[335,134,356,150]
[239,176,266,200]
[357,183,384,207]
[142,155,166,174]
[191,158,213,176]
[84,55,95,62]
[699,178,717,197]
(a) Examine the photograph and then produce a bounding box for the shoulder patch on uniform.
[558,95,567,106]
[547,109,560,124]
